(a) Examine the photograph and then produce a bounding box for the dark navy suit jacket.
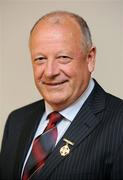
[0,80,123,180]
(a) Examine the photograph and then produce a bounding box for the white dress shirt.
[21,78,94,177]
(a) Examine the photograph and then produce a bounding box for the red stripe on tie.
[32,138,46,163]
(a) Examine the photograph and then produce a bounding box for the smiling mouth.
[42,80,68,86]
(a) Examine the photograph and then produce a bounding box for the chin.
[41,90,71,106]
[46,96,68,108]
[47,98,64,105]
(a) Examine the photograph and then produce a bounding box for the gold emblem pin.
[60,138,74,156]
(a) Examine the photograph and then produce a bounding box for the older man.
[0,11,123,180]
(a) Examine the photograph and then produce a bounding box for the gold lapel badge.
[60,138,74,156]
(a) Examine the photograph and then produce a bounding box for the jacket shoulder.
[106,92,123,110]
[6,99,45,126]
[11,99,44,114]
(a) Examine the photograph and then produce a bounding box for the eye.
[34,57,46,61]
[33,56,47,64]
[57,55,72,64]
[59,55,70,59]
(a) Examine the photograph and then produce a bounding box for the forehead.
[30,15,82,42]
[29,19,84,58]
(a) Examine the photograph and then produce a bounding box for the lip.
[42,80,68,86]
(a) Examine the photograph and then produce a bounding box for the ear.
[87,46,96,73]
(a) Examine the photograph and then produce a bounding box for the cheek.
[71,63,89,83]
[33,65,43,80]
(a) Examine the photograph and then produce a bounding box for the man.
[0,11,123,180]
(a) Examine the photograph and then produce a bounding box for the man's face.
[29,18,96,110]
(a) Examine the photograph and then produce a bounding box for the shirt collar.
[45,78,95,122]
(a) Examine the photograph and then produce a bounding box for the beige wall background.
[0,0,123,146]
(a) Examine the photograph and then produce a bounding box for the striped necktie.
[22,111,63,180]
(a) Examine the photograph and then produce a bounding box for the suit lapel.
[14,101,45,179]
[37,80,106,179]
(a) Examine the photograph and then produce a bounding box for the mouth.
[42,80,68,86]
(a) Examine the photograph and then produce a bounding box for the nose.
[44,59,60,79]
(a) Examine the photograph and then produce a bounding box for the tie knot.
[46,111,63,131]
